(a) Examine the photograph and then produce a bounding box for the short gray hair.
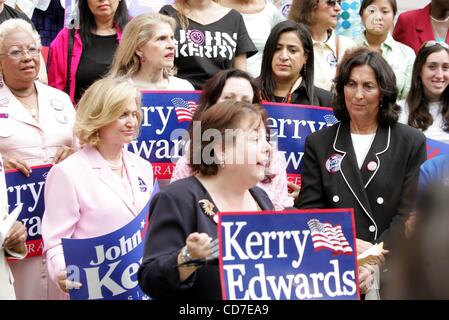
[0,19,41,53]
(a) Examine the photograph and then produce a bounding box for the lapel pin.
[367,161,377,172]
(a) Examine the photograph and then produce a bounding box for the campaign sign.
[426,138,449,159]
[262,102,336,185]
[5,164,52,258]
[218,209,359,300]
[62,183,160,300]
[129,91,201,182]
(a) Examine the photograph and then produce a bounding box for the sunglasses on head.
[325,0,342,7]
[421,40,449,51]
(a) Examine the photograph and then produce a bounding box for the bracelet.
[181,246,191,263]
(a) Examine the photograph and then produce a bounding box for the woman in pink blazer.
[42,78,154,295]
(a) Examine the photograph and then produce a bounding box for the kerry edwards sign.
[5,164,52,258]
[62,183,159,300]
[129,91,201,181]
[218,209,359,300]
[262,102,336,186]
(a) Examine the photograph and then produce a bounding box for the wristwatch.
[181,246,191,263]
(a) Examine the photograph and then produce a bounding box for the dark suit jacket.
[138,176,274,300]
[393,4,449,54]
[296,121,426,249]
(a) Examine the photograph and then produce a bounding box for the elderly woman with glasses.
[0,19,76,300]
[399,41,449,144]
[288,0,357,91]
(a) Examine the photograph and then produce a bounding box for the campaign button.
[369,225,376,232]
[332,195,340,203]
[138,177,147,192]
[55,113,68,124]
[377,197,384,205]
[326,154,343,173]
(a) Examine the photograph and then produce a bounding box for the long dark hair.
[406,44,449,132]
[258,20,317,105]
[78,0,128,48]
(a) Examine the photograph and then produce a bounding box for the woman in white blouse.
[399,41,449,144]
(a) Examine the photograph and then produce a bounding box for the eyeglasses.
[421,41,449,51]
[325,0,342,8]
[1,46,40,59]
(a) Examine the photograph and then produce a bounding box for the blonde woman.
[160,0,257,89]
[109,13,194,90]
[42,78,153,295]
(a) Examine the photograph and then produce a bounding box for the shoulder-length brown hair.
[333,47,400,126]
[189,100,267,176]
[288,0,319,26]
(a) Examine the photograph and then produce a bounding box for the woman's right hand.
[4,157,32,177]
[57,270,82,293]
[186,232,212,260]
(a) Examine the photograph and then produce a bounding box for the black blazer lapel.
[360,126,390,188]
[334,122,375,220]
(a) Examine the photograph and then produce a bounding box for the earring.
[0,74,4,88]
[302,64,307,76]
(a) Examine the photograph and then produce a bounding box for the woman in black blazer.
[138,101,274,300]
[296,47,426,294]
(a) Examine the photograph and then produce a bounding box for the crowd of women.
[0,0,448,300]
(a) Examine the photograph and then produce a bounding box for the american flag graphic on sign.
[307,219,353,255]
[172,98,198,123]
[324,114,338,126]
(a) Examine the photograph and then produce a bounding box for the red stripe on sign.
[6,239,43,261]
[151,162,176,180]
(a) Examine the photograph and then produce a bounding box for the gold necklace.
[16,96,38,118]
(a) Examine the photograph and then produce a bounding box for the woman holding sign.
[258,20,333,107]
[0,154,27,300]
[42,78,154,296]
[297,47,426,295]
[0,19,75,300]
[138,100,274,300]
[108,12,194,91]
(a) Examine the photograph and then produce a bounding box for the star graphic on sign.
[140,220,146,229]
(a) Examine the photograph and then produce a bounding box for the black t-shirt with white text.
[160,5,257,90]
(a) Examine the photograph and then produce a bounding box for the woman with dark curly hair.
[399,41,449,144]
[296,47,426,295]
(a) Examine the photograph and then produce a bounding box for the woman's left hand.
[53,146,74,164]
[3,221,27,255]
[287,181,301,202]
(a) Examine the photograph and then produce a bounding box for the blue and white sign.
[263,102,336,185]
[129,91,201,181]
[62,183,160,300]
[5,164,52,258]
